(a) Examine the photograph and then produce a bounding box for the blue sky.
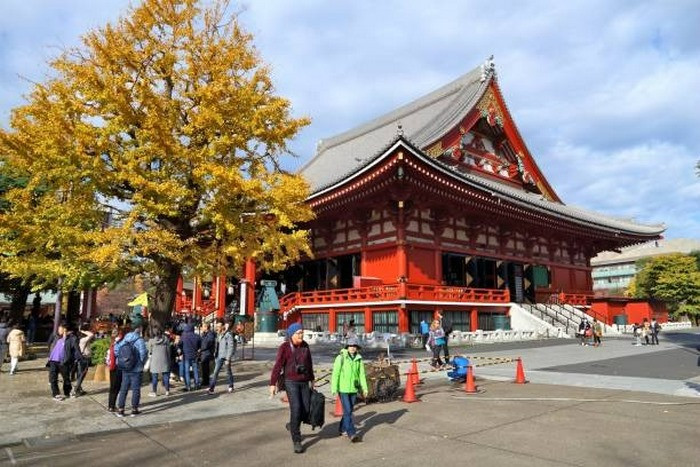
[1,0,698,240]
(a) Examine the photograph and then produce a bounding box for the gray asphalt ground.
[1,328,699,466]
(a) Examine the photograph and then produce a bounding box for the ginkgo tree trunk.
[0,0,313,329]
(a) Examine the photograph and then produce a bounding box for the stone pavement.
[1,377,699,467]
[0,329,698,465]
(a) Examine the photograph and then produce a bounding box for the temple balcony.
[279,282,510,315]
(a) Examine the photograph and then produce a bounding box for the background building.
[591,238,700,297]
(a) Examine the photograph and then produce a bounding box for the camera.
[295,364,306,374]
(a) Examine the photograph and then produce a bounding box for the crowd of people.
[42,314,241,418]
[632,318,661,346]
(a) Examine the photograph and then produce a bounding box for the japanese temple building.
[275,58,664,334]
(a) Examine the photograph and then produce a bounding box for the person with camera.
[269,322,315,454]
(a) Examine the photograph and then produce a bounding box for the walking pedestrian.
[208,319,235,394]
[200,323,216,388]
[179,323,201,391]
[47,322,79,401]
[7,322,26,375]
[72,323,95,396]
[428,319,446,369]
[419,318,429,350]
[650,318,661,345]
[114,316,148,417]
[269,323,315,454]
[592,319,603,347]
[0,319,9,374]
[642,318,651,345]
[147,326,171,397]
[331,337,368,443]
[106,327,124,412]
[578,318,591,346]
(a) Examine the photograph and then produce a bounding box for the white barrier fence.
[613,321,692,334]
[296,328,548,349]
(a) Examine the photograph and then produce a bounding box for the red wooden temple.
[176,58,664,333]
[276,58,663,334]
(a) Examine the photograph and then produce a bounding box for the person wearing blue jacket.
[179,323,201,391]
[114,316,148,417]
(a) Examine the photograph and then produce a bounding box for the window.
[373,311,398,334]
[409,310,434,334]
[442,310,470,332]
[301,313,329,332]
[336,312,365,334]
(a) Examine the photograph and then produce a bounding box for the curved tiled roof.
[300,65,487,192]
[300,63,664,238]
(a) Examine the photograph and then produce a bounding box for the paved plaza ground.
[1,329,699,466]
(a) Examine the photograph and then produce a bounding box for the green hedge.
[90,338,111,366]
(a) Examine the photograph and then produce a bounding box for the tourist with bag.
[114,316,148,417]
[147,325,171,397]
[208,319,235,394]
[269,323,315,454]
[331,337,368,443]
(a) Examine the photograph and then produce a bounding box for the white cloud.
[1,0,698,239]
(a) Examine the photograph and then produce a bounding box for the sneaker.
[293,442,304,454]
[107,407,115,412]
[76,389,87,396]
[227,386,234,393]
[69,391,77,399]
[116,410,125,418]
[130,409,141,417]
[148,392,157,397]
[165,391,170,396]
[207,388,215,395]
[350,434,362,443]
[53,395,65,402]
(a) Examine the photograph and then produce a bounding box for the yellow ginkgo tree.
[0,0,313,327]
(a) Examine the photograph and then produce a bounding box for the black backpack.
[117,340,140,371]
[307,389,325,430]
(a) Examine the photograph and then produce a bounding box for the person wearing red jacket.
[106,327,123,412]
[269,323,315,454]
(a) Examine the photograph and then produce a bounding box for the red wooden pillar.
[398,305,409,333]
[216,273,226,319]
[470,308,479,332]
[363,306,372,334]
[193,277,202,312]
[328,308,336,333]
[397,201,407,280]
[244,258,256,317]
[175,276,184,312]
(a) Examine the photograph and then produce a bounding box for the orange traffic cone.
[514,357,528,384]
[410,358,420,386]
[403,370,419,403]
[333,395,344,417]
[464,365,478,394]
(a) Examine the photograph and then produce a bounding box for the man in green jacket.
[331,337,368,443]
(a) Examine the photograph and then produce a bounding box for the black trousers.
[651,332,659,345]
[108,368,123,410]
[200,355,213,387]
[74,358,89,392]
[48,361,72,397]
[284,381,311,443]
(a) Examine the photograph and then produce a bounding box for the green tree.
[0,0,313,328]
[631,253,700,324]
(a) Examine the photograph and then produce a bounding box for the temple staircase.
[517,303,620,338]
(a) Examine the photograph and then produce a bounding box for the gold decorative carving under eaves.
[425,142,443,158]
[476,88,505,126]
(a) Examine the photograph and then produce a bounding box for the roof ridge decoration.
[480,55,496,83]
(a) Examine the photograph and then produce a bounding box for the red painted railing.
[558,292,594,306]
[176,298,217,316]
[279,283,510,313]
